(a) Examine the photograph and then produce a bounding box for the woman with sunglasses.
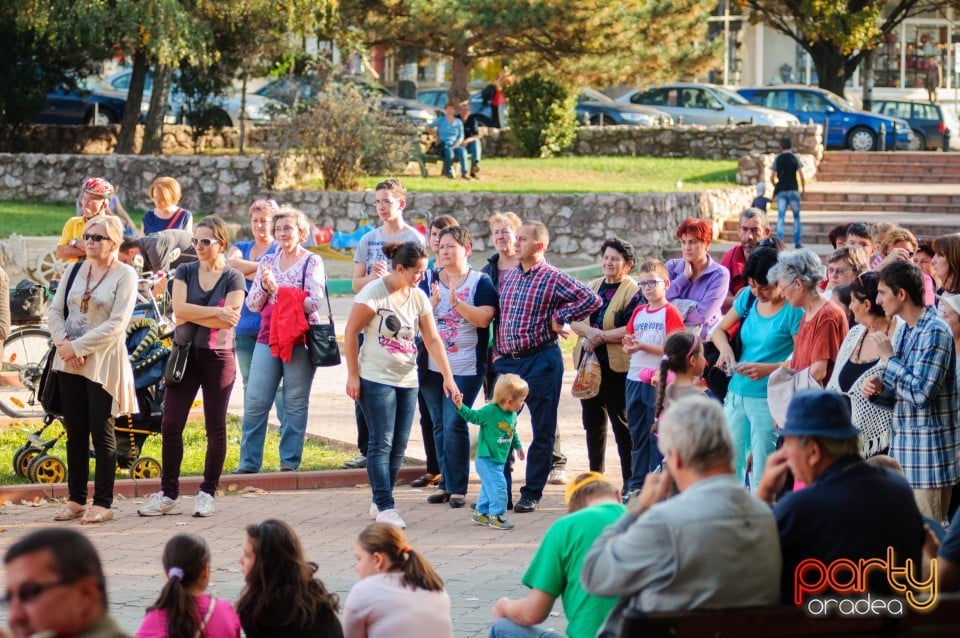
[47,215,138,524]
[138,215,245,519]
[825,272,898,458]
[236,207,326,474]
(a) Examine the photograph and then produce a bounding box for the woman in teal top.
[710,246,803,488]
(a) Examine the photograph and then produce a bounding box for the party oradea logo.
[795,547,937,617]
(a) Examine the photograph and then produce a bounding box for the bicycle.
[1,324,53,419]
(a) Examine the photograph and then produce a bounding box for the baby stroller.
[115,317,170,479]
[11,318,170,483]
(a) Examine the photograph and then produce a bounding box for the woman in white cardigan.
[826,271,899,457]
[47,215,138,524]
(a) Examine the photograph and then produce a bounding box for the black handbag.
[164,323,197,385]
[301,258,341,367]
[702,292,756,401]
[38,263,82,415]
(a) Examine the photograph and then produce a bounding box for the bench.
[617,594,960,637]
[415,132,444,177]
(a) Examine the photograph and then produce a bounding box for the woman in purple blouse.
[665,218,730,340]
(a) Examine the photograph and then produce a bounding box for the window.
[795,92,830,114]
[763,91,789,110]
[914,103,940,121]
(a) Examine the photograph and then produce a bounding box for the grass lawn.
[0,414,352,486]
[356,156,738,193]
[0,201,145,239]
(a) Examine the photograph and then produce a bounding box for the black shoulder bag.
[302,256,341,367]
[702,292,756,402]
[39,263,82,415]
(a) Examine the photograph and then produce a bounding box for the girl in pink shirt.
[136,533,241,638]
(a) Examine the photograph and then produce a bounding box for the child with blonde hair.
[454,374,527,530]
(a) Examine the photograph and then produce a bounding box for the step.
[819,151,960,167]
[803,201,960,214]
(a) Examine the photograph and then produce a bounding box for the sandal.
[53,503,86,521]
[81,507,115,525]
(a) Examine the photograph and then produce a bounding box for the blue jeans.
[238,342,315,471]
[776,190,802,247]
[358,379,418,511]
[494,345,563,502]
[465,140,482,165]
[421,370,484,495]
[625,379,662,491]
[235,334,284,424]
[475,456,508,516]
[441,143,468,177]
[724,392,778,491]
[489,618,559,638]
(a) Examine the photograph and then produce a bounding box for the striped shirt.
[881,307,959,488]
[496,259,601,356]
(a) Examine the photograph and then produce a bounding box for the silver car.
[617,83,799,126]
[102,70,282,126]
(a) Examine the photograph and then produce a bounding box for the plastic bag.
[572,348,602,399]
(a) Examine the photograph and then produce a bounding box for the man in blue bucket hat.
[757,389,926,605]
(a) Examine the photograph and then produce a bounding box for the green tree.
[340,0,717,101]
[740,0,949,97]
[504,74,577,157]
[0,0,110,126]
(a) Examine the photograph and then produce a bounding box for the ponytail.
[359,523,445,593]
[147,534,210,638]
[655,332,700,420]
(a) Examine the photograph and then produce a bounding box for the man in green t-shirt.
[490,473,626,638]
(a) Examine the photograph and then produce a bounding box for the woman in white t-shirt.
[345,242,460,529]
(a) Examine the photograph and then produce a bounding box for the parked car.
[103,69,282,126]
[617,83,798,126]
[575,87,673,126]
[257,75,438,125]
[416,86,672,128]
[870,99,949,150]
[737,85,913,151]
[39,80,127,125]
[416,89,494,126]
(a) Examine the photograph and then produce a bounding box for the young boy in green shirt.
[454,374,527,530]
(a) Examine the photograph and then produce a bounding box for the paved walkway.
[0,295,618,636]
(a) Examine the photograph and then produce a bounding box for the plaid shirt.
[496,259,601,356]
[881,307,959,488]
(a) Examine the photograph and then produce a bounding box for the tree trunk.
[861,49,875,112]
[114,51,149,155]
[239,70,247,155]
[141,64,172,155]
[448,52,473,104]
[809,41,849,97]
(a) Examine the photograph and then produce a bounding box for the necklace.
[81,259,114,313]
[442,269,469,290]
[852,321,891,363]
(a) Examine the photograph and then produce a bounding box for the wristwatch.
[69,238,79,247]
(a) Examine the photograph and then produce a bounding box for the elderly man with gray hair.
[581,396,780,636]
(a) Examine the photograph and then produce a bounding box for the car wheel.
[847,126,877,152]
[84,108,118,126]
[907,129,925,151]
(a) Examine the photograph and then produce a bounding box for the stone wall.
[1,122,822,161]
[737,153,819,189]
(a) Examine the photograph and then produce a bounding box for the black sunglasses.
[2,579,70,606]
[83,233,109,242]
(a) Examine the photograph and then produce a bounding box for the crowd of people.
[10,168,960,636]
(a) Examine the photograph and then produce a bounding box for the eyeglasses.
[637,278,665,289]
[827,267,851,276]
[375,198,400,207]
[191,237,219,248]
[2,580,69,606]
[83,234,109,242]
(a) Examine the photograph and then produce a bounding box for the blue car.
[39,81,127,125]
[736,85,912,151]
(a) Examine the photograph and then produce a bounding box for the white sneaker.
[548,469,568,485]
[375,508,406,528]
[369,502,379,520]
[137,492,182,516]
[193,491,215,517]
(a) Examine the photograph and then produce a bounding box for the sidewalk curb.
[0,466,427,503]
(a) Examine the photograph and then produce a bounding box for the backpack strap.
[194,597,216,638]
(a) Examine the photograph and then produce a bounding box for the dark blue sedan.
[39,82,127,125]
[737,85,912,151]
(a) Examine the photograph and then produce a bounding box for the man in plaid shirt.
[864,260,959,523]
[495,221,602,513]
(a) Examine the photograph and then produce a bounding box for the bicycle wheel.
[1,328,53,418]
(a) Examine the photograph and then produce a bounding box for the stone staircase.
[719,151,960,247]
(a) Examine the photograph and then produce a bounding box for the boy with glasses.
[346,179,426,469]
[621,259,685,495]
